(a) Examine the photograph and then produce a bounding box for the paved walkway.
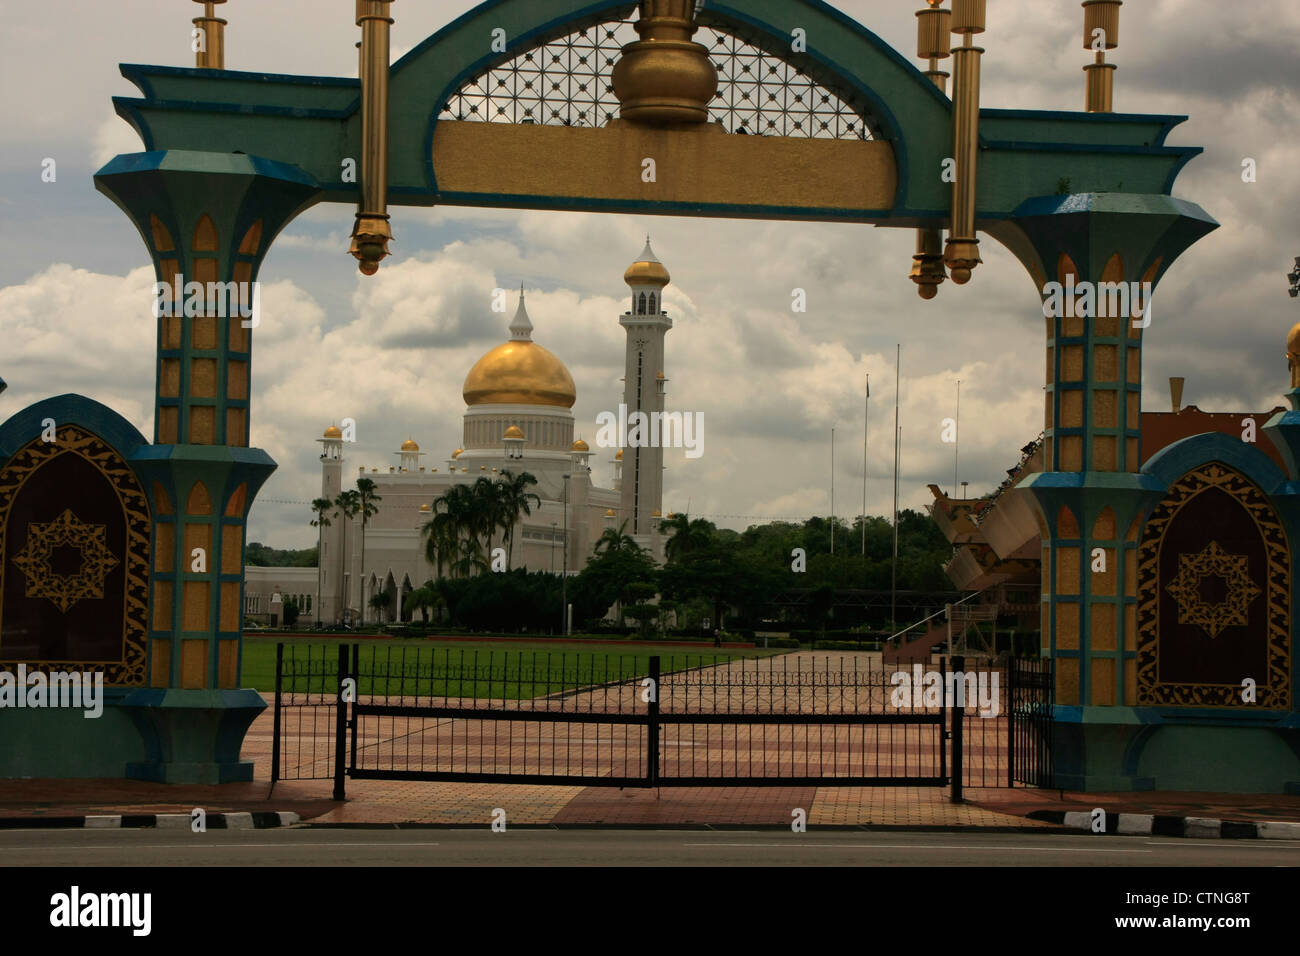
[4,652,1299,829]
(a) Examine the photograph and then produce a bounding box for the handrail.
[885,588,986,644]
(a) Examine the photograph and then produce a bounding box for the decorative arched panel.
[0,425,150,685]
[1137,463,1290,708]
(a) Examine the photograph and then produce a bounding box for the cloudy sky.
[1,0,1297,550]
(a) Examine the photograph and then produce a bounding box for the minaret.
[317,425,345,624]
[620,238,672,535]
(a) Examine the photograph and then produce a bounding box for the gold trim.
[0,426,150,685]
[1137,464,1290,707]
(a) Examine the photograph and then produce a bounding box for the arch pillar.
[92,150,320,782]
[989,193,1217,711]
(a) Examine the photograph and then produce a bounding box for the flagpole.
[862,373,869,557]
[954,379,961,497]
[891,344,900,631]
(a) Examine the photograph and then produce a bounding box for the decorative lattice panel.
[441,19,877,140]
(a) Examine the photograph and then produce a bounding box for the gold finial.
[191,0,228,69]
[612,1,719,125]
[1083,1,1121,113]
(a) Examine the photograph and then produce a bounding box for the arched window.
[638,292,647,314]
[648,293,657,313]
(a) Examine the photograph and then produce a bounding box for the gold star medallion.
[1164,540,1261,639]
[10,508,120,613]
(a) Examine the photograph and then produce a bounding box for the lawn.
[241,637,783,699]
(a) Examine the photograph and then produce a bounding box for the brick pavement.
[4,653,1297,830]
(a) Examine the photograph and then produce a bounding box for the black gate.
[270,644,1054,798]
[1008,657,1055,788]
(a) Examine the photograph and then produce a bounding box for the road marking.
[0,842,442,851]
[682,842,1151,853]
[1145,840,1300,849]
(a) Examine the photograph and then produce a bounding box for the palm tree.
[355,477,382,624]
[470,476,503,562]
[334,489,361,623]
[595,520,642,555]
[309,497,334,626]
[423,482,480,580]
[659,512,714,563]
[496,470,541,568]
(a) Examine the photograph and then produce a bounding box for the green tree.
[496,469,541,568]
[355,477,382,625]
[368,590,392,623]
[309,497,334,625]
[282,597,300,628]
[403,583,442,624]
[334,489,361,623]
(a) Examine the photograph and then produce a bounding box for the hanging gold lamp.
[910,1,951,299]
[350,0,395,275]
[944,0,985,285]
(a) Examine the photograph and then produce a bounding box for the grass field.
[241,637,783,699]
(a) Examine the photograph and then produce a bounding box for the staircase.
[882,598,1001,666]
[883,621,949,666]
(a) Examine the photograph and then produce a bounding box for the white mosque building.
[244,241,676,626]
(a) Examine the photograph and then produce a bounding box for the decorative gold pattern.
[0,426,150,685]
[1163,540,1261,638]
[10,509,120,613]
[1137,464,1290,708]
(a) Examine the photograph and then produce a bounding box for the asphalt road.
[0,827,1297,866]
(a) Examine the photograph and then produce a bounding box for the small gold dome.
[503,425,525,440]
[652,509,662,517]
[419,503,431,512]
[571,438,590,452]
[615,449,624,461]
[605,509,616,517]
[323,425,342,439]
[1287,322,1300,355]
[452,448,463,458]
[624,238,670,287]
[400,437,419,452]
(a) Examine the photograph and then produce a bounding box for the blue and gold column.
[94,150,320,781]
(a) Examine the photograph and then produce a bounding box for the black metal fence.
[270,644,1055,799]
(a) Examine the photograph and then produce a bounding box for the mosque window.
[638,292,647,314]
[649,293,657,313]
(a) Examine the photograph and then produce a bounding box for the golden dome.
[419,503,431,512]
[464,341,576,408]
[652,509,662,517]
[615,449,624,461]
[452,448,463,458]
[1287,321,1300,355]
[625,238,670,288]
[464,293,576,408]
[571,438,590,452]
[605,509,616,517]
[504,425,525,439]
[400,437,419,452]
[323,425,342,439]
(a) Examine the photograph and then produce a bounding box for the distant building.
[245,241,677,624]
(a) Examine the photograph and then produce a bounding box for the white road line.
[1145,840,1300,849]
[0,842,442,851]
[682,842,1152,852]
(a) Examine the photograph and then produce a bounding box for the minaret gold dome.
[624,237,671,287]
[463,293,577,408]
[400,437,419,451]
[571,438,590,452]
[503,425,525,439]
[323,425,342,439]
